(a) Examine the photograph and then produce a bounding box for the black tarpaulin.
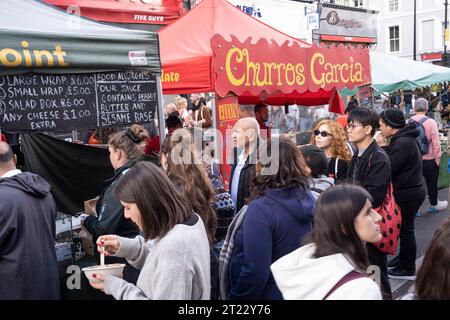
[21,133,113,215]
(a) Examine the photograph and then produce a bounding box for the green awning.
[341,51,450,96]
[0,0,161,75]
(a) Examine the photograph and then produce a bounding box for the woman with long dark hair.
[227,138,316,300]
[402,216,450,300]
[88,162,211,300]
[160,136,217,245]
[271,184,383,300]
[159,135,221,299]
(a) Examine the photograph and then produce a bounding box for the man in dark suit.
[229,117,260,213]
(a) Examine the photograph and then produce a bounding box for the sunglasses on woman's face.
[314,130,332,138]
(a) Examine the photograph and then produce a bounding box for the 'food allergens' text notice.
[0,70,158,132]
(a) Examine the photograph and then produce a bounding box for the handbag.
[373,183,402,255]
[207,159,235,242]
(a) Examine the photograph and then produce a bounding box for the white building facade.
[322,0,367,9]
[368,0,447,62]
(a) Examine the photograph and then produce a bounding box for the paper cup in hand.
[84,197,99,215]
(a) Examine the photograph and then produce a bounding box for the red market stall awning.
[159,0,310,95]
[159,0,371,113]
[43,0,184,25]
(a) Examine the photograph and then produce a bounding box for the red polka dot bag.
[373,183,402,255]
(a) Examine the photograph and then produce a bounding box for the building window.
[389,0,399,12]
[389,26,400,52]
[422,20,435,51]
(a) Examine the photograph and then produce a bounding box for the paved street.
[391,188,450,299]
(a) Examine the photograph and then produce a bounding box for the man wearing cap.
[377,108,427,280]
[411,98,447,213]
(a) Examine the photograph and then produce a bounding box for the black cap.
[380,108,406,129]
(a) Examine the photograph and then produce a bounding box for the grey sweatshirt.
[104,214,211,300]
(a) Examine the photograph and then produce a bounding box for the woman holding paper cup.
[88,162,211,300]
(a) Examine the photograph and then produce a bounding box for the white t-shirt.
[0,169,22,178]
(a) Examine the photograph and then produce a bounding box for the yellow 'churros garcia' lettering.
[225,47,305,88]
[224,46,363,89]
[310,52,363,88]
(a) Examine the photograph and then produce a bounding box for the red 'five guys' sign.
[211,34,371,98]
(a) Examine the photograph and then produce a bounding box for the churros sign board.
[211,34,371,98]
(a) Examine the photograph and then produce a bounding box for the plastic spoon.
[100,246,105,266]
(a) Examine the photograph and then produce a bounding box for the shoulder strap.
[317,179,334,187]
[311,179,333,195]
[418,116,429,124]
[323,271,367,300]
[334,157,339,177]
[311,187,324,194]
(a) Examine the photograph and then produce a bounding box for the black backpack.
[408,117,430,154]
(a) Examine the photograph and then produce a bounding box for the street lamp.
[443,0,449,66]
[445,0,448,55]
[414,0,417,60]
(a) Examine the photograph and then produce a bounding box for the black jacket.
[326,157,349,183]
[0,172,60,299]
[383,124,427,204]
[84,159,140,259]
[229,152,256,213]
[347,140,391,208]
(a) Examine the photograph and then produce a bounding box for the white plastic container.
[82,264,125,283]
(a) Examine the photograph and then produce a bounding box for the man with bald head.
[0,142,60,299]
[229,117,260,213]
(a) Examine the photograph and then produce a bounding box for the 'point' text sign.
[0,70,158,132]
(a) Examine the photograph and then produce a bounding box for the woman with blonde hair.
[176,97,190,126]
[310,119,352,182]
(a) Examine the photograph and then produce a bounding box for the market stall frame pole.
[413,0,417,61]
[211,93,221,165]
[156,75,165,147]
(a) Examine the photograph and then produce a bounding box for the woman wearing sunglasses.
[310,119,352,182]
